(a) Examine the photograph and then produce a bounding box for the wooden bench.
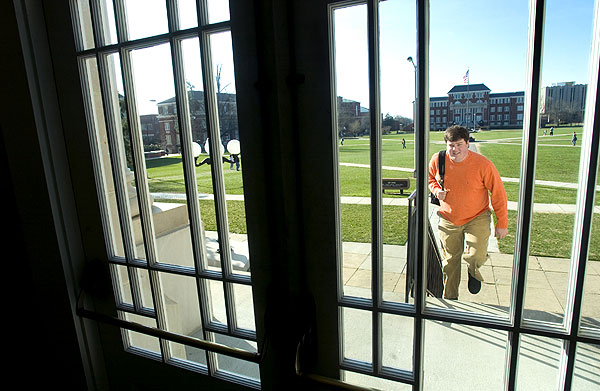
[382,178,410,195]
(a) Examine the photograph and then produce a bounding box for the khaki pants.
[438,210,491,299]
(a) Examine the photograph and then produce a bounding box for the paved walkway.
[340,140,599,326]
[153,191,600,215]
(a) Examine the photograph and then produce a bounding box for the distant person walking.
[230,153,240,171]
[402,138,406,149]
[550,127,554,136]
[543,129,547,136]
[572,132,578,146]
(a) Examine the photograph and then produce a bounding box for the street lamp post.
[407,56,417,177]
[407,57,417,129]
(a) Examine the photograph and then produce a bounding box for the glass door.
[44,0,268,389]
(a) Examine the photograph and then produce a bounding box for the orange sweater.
[428,150,508,229]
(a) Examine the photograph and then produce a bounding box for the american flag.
[463,69,469,84]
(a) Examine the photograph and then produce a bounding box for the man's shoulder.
[469,151,494,165]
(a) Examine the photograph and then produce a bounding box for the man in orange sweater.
[428,126,508,299]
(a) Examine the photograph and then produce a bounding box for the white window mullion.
[166,5,216,370]
[413,0,430,388]
[119,47,169,360]
[559,2,600,389]
[199,28,239,341]
[96,54,139,264]
[112,0,128,43]
[93,52,148,313]
[506,0,546,389]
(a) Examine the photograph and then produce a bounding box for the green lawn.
[146,125,600,256]
[147,155,245,195]
[499,210,600,261]
[340,204,408,245]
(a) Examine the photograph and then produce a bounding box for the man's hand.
[495,227,508,239]
[437,190,448,201]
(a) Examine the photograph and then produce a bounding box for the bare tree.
[215,64,231,93]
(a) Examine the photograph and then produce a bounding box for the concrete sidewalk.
[153,191,600,214]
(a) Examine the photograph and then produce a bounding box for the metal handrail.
[76,290,264,363]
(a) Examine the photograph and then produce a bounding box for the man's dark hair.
[444,125,469,143]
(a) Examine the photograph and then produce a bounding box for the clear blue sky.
[335,0,596,118]
[128,0,596,117]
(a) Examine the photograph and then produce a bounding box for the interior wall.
[0,1,87,388]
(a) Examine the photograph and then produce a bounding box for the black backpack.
[429,150,446,205]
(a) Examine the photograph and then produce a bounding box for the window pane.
[160,273,202,334]
[81,56,125,259]
[423,320,507,390]
[212,334,259,383]
[381,314,413,372]
[516,334,560,391]
[232,283,255,332]
[207,0,230,24]
[124,0,168,41]
[129,43,198,270]
[341,307,372,364]
[122,312,161,354]
[380,0,416,305]
[99,0,118,45]
[112,264,133,305]
[207,279,228,328]
[523,0,595,324]
[581,151,600,331]
[136,267,155,311]
[171,341,207,369]
[342,370,412,391]
[333,3,372,301]
[72,0,94,50]
[427,0,528,316]
[108,52,149,262]
[209,31,251,277]
[177,0,198,30]
[572,343,600,389]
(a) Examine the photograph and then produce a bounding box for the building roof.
[430,96,448,101]
[448,83,490,93]
[489,91,524,98]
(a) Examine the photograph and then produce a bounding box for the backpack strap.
[438,150,446,190]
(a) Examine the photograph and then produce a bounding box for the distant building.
[429,83,524,130]
[336,96,370,137]
[157,91,239,153]
[540,82,587,125]
[140,114,160,145]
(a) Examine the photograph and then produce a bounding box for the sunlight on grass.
[146,127,596,257]
[499,211,600,261]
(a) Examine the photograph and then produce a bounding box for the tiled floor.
[341,240,600,325]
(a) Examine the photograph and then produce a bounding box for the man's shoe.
[468,271,481,294]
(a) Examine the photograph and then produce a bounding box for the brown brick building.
[429,83,524,130]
